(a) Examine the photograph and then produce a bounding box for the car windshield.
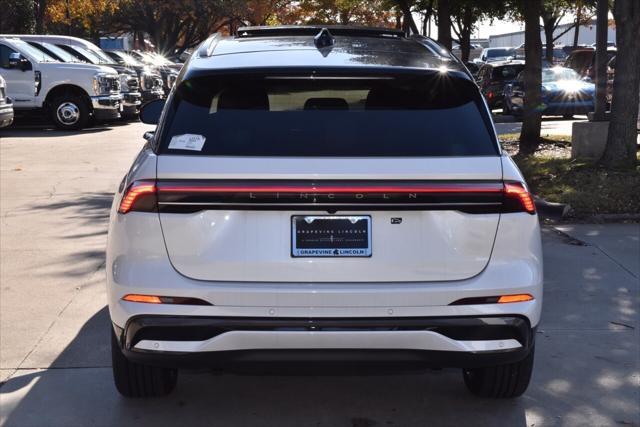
[543,67,581,82]
[38,42,83,63]
[13,40,57,62]
[487,48,516,58]
[159,72,498,157]
[70,46,111,64]
[88,47,117,64]
[148,53,173,66]
[112,51,143,66]
[492,65,525,80]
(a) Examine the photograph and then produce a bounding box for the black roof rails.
[236,25,406,39]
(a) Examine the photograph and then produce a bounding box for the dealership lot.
[0,123,638,426]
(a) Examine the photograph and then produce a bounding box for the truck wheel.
[462,346,535,398]
[111,327,178,398]
[50,94,89,130]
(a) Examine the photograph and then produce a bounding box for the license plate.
[292,216,371,257]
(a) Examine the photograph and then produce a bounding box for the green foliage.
[515,156,640,216]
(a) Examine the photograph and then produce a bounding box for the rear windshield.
[158,72,498,157]
[487,48,516,58]
[491,65,525,80]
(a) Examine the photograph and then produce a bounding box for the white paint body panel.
[156,156,503,282]
[106,150,543,354]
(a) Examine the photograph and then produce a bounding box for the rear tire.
[462,346,535,398]
[49,93,90,130]
[111,327,178,398]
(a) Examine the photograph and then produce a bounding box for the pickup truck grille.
[110,78,121,93]
[127,77,139,91]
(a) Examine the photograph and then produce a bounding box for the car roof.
[183,26,470,80]
[4,34,100,51]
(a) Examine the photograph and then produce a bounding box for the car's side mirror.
[8,52,20,69]
[143,130,155,142]
[581,76,593,82]
[8,53,32,72]
[139,99,165,124]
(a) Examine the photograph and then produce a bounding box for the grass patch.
[499,133,571,144]
[513,156,640,217]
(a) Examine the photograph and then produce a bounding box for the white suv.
[107,27,543,399]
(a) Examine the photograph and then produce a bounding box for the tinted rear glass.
[158,72,498,157]
[491,65,525,80]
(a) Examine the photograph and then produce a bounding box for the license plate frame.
[291,215,372,258]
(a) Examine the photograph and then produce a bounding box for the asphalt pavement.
[0,121,638,427]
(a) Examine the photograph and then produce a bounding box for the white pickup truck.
[0,37,123,129]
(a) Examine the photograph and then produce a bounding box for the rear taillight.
[118,181,157,214]
[503,182,536,214]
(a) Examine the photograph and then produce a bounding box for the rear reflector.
[450,294,534,305]
[122,294,212,305]
[503,182,536,214]
[497,294,534,304]
[118,181,157,214]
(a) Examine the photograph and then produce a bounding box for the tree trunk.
[36,0,46,33]
[459,9,473,63]
[542,19,555,64]
[397,0,420,35]
[437,0,452,50]
[573,3,582,46]
[519,0,543,156]
[600,0,640,169]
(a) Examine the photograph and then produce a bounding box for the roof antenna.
[314,28,335,49]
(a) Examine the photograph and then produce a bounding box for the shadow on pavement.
[24,192,113,279]
[0,127,115,138]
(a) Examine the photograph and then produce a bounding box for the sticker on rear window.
[168,134,206,151]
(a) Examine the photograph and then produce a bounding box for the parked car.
[107,26,542,399]
[479,47,517,63]
[563,47,617,80]
[541,46,568,66]
[0,74,14,128]
[589,41,616,48]
[15,34,164,107]
[0,37,122,129]
[18,38,141,119]
[102,50,166,101]
[504,66,595,118]
[128,50,180,95]
[476,60,525,110]
[464,61,480,77]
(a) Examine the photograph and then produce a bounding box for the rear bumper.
[115,315,535,369]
